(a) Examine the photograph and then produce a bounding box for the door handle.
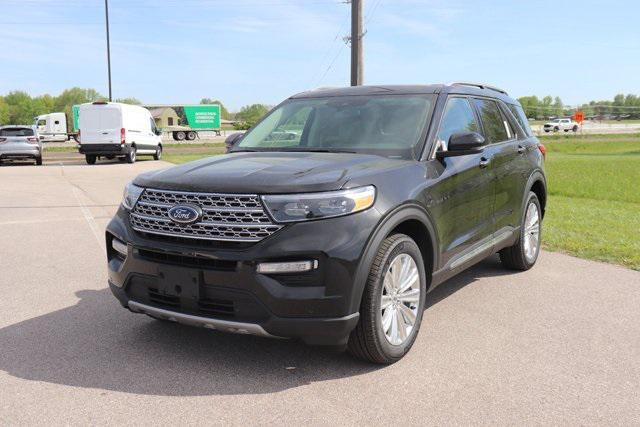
[517,145,526,154]
[479,157,491,168]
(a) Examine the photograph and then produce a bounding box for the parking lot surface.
[1,161,639,425]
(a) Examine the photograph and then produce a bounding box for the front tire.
[153,145,162,160]
[35,156,42,166]
[499,192,542,270]
[348,233,427,364]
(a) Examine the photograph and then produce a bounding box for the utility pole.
[104,0,112,101]
[350,0,363,86]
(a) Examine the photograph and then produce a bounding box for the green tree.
[0,96,9,125]
[235,103,270,127]
[4,91,35,124]
[552,96,564,117]
[200,98,230,120]
[115,97,142,105]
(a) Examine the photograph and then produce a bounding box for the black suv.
[106,83,546,364]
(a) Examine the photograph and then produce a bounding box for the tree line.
[0,87,271,130]
[6,87,638,130]
[518,94,640,120]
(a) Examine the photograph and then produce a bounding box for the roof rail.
[448,82,508,95]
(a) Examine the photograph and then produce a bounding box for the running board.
[449,228,515,270]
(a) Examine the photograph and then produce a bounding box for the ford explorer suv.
[106,83,547,364]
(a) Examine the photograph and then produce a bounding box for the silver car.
[0,126,43,165]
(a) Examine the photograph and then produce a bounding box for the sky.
[1,0,639,110]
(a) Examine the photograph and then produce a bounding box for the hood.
[134,151,406,194]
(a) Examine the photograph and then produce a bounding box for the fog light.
[257,260,317,274]
[112,238,128,257]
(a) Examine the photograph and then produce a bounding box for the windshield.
[235,94,435,159]
[0,127,34,136]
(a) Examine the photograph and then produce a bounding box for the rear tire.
[348,233,427,364]
[499,192,542,271]
[572,125,579,132]
[85,154,97,165]
[174,131,186,141]
[153,145,162,160]
[125,147,136,164]
[187,131,197,141]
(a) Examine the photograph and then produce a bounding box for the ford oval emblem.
[167,205,202,225]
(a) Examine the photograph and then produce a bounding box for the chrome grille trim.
[130,188,282,242]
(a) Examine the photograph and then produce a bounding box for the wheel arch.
[349,204,439,313]
[526,171,547,219]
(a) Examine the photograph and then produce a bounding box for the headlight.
[262,186,375,223]
[122,182,144,210]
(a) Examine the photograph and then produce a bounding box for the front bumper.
[106,205,380,345]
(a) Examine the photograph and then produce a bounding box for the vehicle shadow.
[425,254,514,309]
[0,256,512,397]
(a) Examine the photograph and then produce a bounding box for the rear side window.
[472,99,509,144]
[0,127,34,136]
[436,97,480,150]
[507,104,533,137]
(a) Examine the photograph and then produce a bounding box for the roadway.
[0,161,639,424]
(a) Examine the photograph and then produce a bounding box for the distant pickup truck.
[543,118,579,133]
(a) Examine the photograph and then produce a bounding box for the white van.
[78,101,162,164]
[34,112,68,142]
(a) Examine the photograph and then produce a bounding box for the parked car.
[78,101,163,164]
[106,83,547,364]
[543,118,579,132]
[0,125,42,165]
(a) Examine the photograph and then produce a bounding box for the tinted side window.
[507,104,533,137]
[436,97,479,150]
[473,98,509,143]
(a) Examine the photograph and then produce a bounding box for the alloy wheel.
[380,253,421,345]
[523,202,540,263]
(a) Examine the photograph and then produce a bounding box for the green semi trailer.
[144,104,222,141]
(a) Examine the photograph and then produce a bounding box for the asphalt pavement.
[0,160,639,425]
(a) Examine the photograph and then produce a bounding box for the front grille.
[130,188,282,242]
[137,248,237,271]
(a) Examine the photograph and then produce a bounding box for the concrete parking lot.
[1,161,639,425]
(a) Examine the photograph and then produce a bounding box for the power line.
[364,0,383,25]
[309,7,351,87]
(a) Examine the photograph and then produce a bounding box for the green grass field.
[540,133,640,270]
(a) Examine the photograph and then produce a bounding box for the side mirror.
[437,132,485,158]
[154,128,162,136]
[225,132,244,152]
